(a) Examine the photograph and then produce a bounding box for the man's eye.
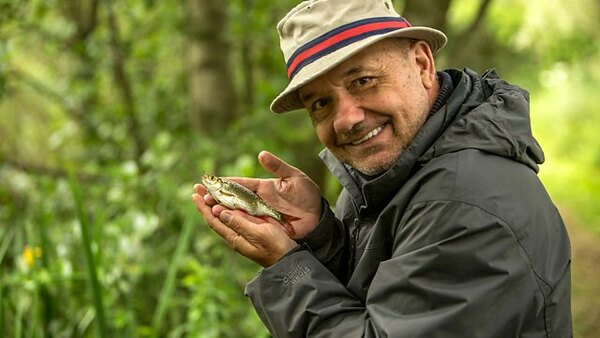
[354,76,373,87]
[309,98,331,122]
[312,98,330,111]
[358,77,372,85]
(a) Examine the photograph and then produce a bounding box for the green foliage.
[68,171,109,338]
[532,60,600,236]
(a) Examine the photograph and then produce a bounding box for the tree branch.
[402,0,452,31]
[0,155,105,183]
[240,0,255,110]
[450,0,494,65]
[456,0,493,41]
[60,0,100,44]
[7,67,103,142]
[8,67,73,111]
[106,0,147,171]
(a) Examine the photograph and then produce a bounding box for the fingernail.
[220,212,231,224]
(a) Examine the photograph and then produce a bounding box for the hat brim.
[270,27,447,114]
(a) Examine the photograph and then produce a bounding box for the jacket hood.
[422,68,544,171]
[320,68,545,209]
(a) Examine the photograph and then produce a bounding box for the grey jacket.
[245,68,572,337]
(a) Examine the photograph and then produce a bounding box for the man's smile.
[351,125,385,145]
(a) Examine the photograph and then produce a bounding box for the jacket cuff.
[297,197,337,251]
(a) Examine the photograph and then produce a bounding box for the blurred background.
[1,0,599,336]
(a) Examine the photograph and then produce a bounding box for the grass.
[563,211,600,338]
[68,171,108,338]
[151,212,196,336]
[0,228,14,336]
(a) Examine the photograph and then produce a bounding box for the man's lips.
[350,125,385,145]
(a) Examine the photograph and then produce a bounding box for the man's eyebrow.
[300,91,314,104]
[343,66,364,78]
[300,66,366,103]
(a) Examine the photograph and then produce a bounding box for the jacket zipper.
[348,201,366,275]
[348,218,360,273]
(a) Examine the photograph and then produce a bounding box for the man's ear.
[412,40,437,90]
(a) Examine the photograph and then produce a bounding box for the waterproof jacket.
[245,68,572,337]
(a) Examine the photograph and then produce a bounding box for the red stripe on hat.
[287,20,410,79]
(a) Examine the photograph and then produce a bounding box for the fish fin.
[252,213,295,236]
[220,190,236,197]
[281,213,301,223]
[280,219,296,238]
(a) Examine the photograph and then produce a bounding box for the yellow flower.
[22,245,42,268]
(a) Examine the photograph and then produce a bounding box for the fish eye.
[203,175,217,183]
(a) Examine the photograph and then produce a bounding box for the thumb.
[258,150,303,179]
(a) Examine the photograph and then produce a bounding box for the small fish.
[201,174,284,222]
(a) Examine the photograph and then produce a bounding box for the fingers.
[194,184,218,206]
[191,192,217,221]
[220,211,297,266]
[211,209,295,266]
[191,194,255,252]
[258,150,303,179]
[217,211,258,254]
[193,184,206,195]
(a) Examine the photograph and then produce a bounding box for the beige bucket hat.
[270,0,447,113]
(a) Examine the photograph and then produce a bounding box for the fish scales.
[201,174,283,222]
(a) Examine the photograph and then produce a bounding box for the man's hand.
[191,151,322,266]
[192,184,298,267]
[203,151,322,239]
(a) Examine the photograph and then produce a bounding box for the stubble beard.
[340,114,428,176]
[346,144,403,176]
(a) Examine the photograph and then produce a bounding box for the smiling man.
[299,38,438,175]
[191,0,573,337]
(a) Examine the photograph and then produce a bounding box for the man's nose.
[332,94,365,135]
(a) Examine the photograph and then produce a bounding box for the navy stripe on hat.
[286,17,410,80]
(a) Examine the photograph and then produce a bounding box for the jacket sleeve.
[245,200,540,338]
[296,197,349,280]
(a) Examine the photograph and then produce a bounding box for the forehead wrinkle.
[342,65,364,78]
[300,60,379,104]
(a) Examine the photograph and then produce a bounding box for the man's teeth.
[352,126,383,145]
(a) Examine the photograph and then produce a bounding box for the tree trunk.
[240,0,255,110]
[402,0,496,70]
[106,0,147,170]
[447,0,494,68]
[184,0,238,134]
[402,0,452,31]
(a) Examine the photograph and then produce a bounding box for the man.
[192,0,573,336]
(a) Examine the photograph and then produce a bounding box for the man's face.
[298,39,437,175]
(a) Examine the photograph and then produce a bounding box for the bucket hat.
[270,0,447,113]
